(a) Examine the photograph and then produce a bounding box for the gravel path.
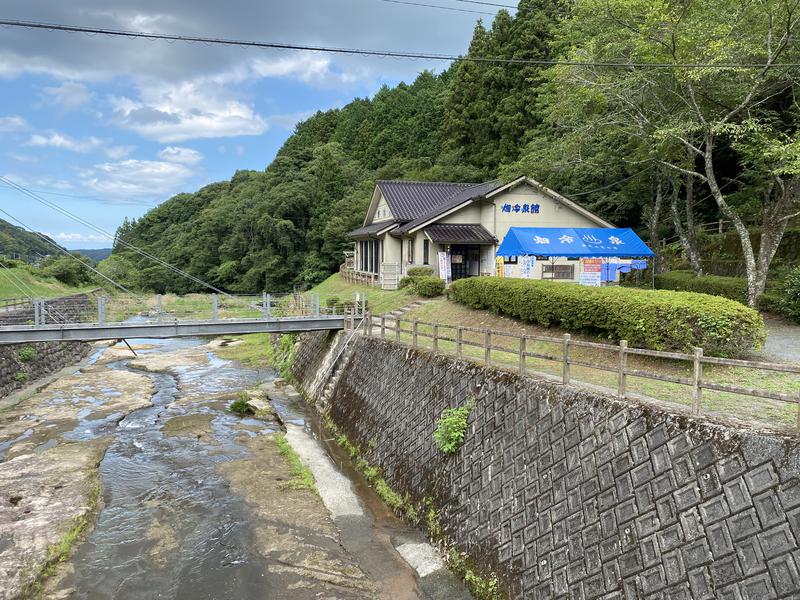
[761,314,800,363]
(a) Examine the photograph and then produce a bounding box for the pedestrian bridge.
[0,292,364,344]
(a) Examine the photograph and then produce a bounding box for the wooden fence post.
[618,340,628,398]
[519,336,526,375]
[562,334,571,385]
[484,330,491,365]
[396,318,401,343]
[691,347,703,416]
[413,321,418,348]
[432,323,439,353]
[380,316,385,339]
[456,326,463,357]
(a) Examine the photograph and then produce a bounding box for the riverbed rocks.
[0,438,109,599]
[218,434,375,598]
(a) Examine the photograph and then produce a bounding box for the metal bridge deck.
[0,316,345,344]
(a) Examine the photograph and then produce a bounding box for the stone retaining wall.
[0,341,92,398]
[0,291,99,325]
[293,332,800,599]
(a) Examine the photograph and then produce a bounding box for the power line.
[0,175,235,297]
[0,203,137,296]
[450,0,517,7]
[1,18,798,69]
[379,0,495,15]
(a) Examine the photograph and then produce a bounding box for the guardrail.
[364,314,800,430]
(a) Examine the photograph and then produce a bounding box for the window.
[503,256,518,265]
[542,264,575,280]
[407,238,414,263]
[423,239,430,265]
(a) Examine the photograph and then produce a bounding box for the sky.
[0,0,507,249]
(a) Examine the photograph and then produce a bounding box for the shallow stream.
[54,336,276,599]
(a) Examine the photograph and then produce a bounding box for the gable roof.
[392,179,503,235]
[376,180,476,221]
[351,176,614,239]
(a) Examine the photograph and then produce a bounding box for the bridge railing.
[4,290,368,329]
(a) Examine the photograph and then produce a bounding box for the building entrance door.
[450,245,480,280]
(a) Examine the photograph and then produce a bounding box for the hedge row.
[399,274,445,297]
[447,277,766,357]
[653,270,783,312]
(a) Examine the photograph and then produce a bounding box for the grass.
[274,434,316,492]
[395,299,800,430]
[311,273,419,315]
[229,392,253,415]
[0,266,90,299]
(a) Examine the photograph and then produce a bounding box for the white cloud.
[80,159,193,199]
[158,146,204,165]
[27,132,104,153]
[0,115,27,132]
[110,80,268,142]
[105,145,135,160]
[42,81,93,110]
[43,232,111,243]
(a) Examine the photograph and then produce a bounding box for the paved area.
[761,314,800,363]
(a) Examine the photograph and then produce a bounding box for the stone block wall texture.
[294,333,800,599]
[0,341,92,397]
[0,291,98,325]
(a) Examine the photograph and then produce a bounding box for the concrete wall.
[294,332,800,599]
[0,341,92,398]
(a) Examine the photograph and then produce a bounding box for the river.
[0,334,468,600]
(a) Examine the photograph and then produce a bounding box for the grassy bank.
[0,266,91,299]
[311,274,418,315]
[400,299,800,430]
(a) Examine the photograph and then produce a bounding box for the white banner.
[438,251,451,284]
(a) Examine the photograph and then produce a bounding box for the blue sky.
[0,0,505,249]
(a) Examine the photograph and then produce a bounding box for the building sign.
[501,203,540,214]
[579,258,602,287]
[438,251,451,284]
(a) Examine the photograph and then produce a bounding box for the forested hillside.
[106,0,800,304]
[0,218,64,262]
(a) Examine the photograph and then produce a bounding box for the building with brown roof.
[346,176,614,289]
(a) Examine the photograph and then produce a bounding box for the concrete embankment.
[292,330,800,599]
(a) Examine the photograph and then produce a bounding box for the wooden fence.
[349,314,800,430]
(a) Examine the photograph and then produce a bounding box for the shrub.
[413,276,445,297]
[17,346,37,363]
[780,267,800,323]
[398,275,417,289]
[433,398,475,454]
[407,266,434,277]
[447,277,765,357]
[14,371,28,383]
[229,392,253,415]
[325,296,340,308]
[654,270,781,313]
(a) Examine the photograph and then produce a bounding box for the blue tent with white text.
[496,227,654,258]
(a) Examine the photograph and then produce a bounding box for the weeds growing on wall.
[433,397,475,454]
[17,346,37,363]
[323,415,503,600]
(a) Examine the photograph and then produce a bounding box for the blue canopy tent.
[496,227,655,286]
[497,227,654,258]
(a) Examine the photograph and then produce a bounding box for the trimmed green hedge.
[781,267,800,323]
[407,266,434,277]
[447,277,765,357]
[414,276,445,297]
[653,270,782,313]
